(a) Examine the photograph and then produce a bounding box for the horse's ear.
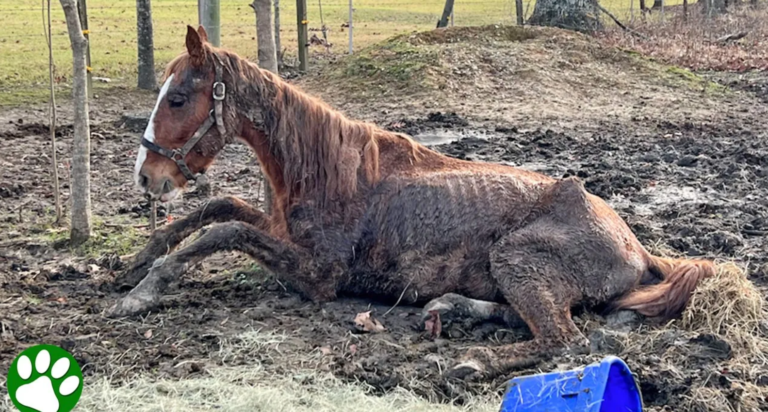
[185,25,205,63]
[197,25,209,43]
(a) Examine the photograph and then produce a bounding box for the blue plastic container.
[499,356,643,412]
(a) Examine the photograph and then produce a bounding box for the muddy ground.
[1,68,768,411]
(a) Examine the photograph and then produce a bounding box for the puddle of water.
[411,129,497,146]
[608,184,739,216]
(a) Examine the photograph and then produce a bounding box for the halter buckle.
[213,82,226,101]
[170,149,185,162]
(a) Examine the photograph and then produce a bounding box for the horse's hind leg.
[446,177,642,380]
[115,196,270,290]
[107,221,323,318]
[446,225,590,380]
[420,293,525,329]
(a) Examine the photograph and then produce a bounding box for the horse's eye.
[168,94,186,108]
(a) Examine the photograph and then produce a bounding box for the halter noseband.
[140,60,227,181]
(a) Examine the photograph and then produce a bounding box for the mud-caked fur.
[114,25,717,380]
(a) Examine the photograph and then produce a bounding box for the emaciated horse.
[112,25,716,379]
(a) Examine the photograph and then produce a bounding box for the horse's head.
[134,25,233,202]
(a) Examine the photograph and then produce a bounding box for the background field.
[0,0,695,105]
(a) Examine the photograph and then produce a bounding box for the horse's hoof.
[112,262,153,291]
[444,360,485,381]
[420,298,455,324]
[106,293,158,318]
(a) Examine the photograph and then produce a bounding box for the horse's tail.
[613,255,716,320]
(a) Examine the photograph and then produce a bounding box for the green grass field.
[0,0,692,106]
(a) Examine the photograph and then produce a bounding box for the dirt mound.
[301,24,763,133]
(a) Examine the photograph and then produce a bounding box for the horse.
[111,25,716,380]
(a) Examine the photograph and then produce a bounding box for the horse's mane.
[164,46,422,207]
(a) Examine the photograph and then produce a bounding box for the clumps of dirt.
[387,111,469,137]
[0,182,25,198]
[0,121,73,140]
[703,70,768,104]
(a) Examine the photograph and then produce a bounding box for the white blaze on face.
[134,74,175,189]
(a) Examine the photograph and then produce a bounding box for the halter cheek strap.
[140,59,227,182]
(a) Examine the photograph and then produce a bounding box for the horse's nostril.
[161,179,173,195]
[139,173,149,188]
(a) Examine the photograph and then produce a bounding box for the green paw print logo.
[6,344,83,412]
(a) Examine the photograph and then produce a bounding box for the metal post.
[76,0,92,98]
[198,0,221,46]
[348,0,353,54]
[297,0,308,70]
[515,0,523,25]
[450,9,454,26]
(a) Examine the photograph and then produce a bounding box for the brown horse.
[112,25,716,379]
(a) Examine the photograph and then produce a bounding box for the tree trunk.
[702,0,727,16]
[250,0,277,214]
[274,0,282,66]
[436,0,455,28]
[250,0,278,73]
[528,0,602,33]
[60,0,92,245]
[45,0,63,224]
[136,0,156,90]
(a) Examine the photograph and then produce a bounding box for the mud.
[1,87,767,411]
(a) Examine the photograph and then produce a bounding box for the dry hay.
[0,329,501,412]
[622,261,768,412]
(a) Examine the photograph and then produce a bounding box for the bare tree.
[250,0,278,213]
[44,0,62,223]
[274,0,282,66]
[60,0,92,245]
[702,0,728,16]
[250,0,278,73]
[136,0,156,90]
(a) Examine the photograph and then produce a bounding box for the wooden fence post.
[297,0,308,71]
[437,0,455,28]
[198,0,221,46]
[348,0,353,54]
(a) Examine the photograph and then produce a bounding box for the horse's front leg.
[114,196,271,290]
[106,221,325,318]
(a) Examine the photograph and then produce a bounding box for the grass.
[6,214,148,259]
[325,34,444,98]
[0,0,696,107]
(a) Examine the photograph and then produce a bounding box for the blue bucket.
[499,356,643,412]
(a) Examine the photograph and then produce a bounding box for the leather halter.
[140,60,227,181]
